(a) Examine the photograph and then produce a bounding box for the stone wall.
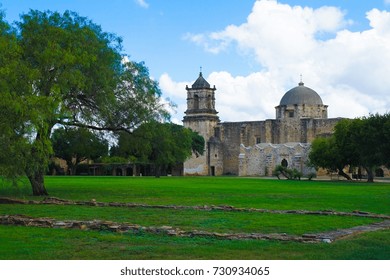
[276,104,328,120]
[218,117,340,176]
[183,116,220,176]
[182,73,344,177]
[239,143,314,177]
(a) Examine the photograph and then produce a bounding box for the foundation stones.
[1,197,389,243]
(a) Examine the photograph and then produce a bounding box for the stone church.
[183,72,342,177]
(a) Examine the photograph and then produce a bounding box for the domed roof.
[192,72,210,89]
[279,82,323,106]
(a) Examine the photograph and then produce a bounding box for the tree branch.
[57,120,134,134]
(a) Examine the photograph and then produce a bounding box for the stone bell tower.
[183,71,220,175]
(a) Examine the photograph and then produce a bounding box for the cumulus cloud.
[158,74,189,124]
[164,0,390,123]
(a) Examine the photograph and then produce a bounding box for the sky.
[1,0,390,124]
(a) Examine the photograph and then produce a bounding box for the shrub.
[273,165,302,180]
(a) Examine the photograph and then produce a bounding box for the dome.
[279,82,323,106]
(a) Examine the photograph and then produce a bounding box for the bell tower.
[183,71,220,175]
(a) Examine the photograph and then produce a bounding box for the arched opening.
[281,159,288,168]
[375,168,384,177]
[207,94,212,109]
[194,95,199,110]
[116,168,122,176]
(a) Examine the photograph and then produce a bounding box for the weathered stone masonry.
[183,72,341,176]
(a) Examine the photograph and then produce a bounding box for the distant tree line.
[110,121,204,177]
[51,127,109,175]
[309,113,390,182]
[50,123,204,177]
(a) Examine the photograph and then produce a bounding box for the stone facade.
[183,72,342,176]
[238,143,312,177]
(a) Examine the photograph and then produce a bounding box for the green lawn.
[0,176,389,259]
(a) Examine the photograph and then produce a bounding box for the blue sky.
[1,0,390,123]
[0,0,255,80]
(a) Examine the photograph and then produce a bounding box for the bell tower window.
[194,94,199,110]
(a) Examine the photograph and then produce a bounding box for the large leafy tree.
[342,114,390,182]
[112,122,204,177]
[309,136,352,180]
[309,114,390,182]
[0,11,37,183]
[0,10,169,195]
[51,127,108,175]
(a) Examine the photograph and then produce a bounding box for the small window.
[194,95,199,110]
[256,137,261,144]
[288,111,294,118]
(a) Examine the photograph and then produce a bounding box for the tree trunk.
[338,167,352,180]
[155,164,161,178]
[365,167,374,183]
[26,127,52,196]
[28,170,48,196]
[68,164,76,175]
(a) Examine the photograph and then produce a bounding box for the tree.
[0,10,42,185]
[309,114,390,182]
[190,130,205,158]
[273,165,302,180]
[344,114,390,182]
[112,122,204,177]
[0,10,169,195]
[309,136,352,180]
[51,127,108,175]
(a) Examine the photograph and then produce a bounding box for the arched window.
[375,168,384,177]
[281,159,288,168]
[207,94,212,109]
[194,94,199,110]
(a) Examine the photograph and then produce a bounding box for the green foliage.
[190,130,205,156]
[102,156,132,164]
[51,127,108,174]
[111,122,204,175]
[310,113,390,182]
[309,137,337,172]
[273,165,302,180]
[0,10,170,194]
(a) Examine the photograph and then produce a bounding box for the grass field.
[0,176,389,259]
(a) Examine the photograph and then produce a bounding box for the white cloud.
[159,73,190,100]
[168,0,390,123]
[135,0,149,9]
[183,32,230,54]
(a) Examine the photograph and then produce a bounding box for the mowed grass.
[0,204,381,235]
[2,176,390,213]
[0,176,389,259]
[1,226,389,260]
